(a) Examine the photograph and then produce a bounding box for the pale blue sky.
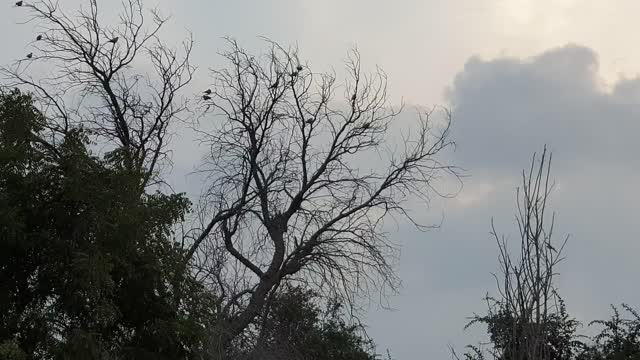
[2,1,639,359]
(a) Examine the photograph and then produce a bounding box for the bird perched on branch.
[108,37,119,44]
[305,118,314,124]
[26,53,33,59]
[269,79,279,89]
[15,1,23,6]
[203,89,212,95]
[296,65,303,71]
[36,34,43,41]
[202,95,211,101]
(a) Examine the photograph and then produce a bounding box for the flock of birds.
[14,1,119,61]
[201,65,305,101]
[12,1,350,127]
[197,65,364,129]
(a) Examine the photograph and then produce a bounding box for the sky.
[2,1,640,359]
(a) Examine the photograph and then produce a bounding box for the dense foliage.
[463,303,640,360]
[233,286,376,360]
[578,305,640,360]
[462,297,582,360]
[0,90,214,359]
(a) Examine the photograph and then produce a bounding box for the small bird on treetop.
[202,95,211,101]
[36,34,43,41]
[108,37,119,44]
[305,118,314,124]
[15,1,23,6]
[296,65,303,71]
[26,53,33,59]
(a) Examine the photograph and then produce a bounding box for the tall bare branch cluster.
[186,38,459,349]
[501,148,564,321]
[460,147,576,360]
[2,0,194,190]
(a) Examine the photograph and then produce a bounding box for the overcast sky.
[2,1,639,359]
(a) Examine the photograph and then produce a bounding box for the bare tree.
[2,0,194,191]
[186,38,459,352]
[459,147,578,360]
[2,2,460,359]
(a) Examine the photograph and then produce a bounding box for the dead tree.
[2,0,194,191]
[461,147,578,360]
[187,38,459,352]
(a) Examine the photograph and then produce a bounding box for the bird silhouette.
[296,65,303,71]
[269,80,279,89]
[202,95,211,101]
[26,53,33,59]
[305,118,314,124]
[108,37,119,44]
[362,122,371,129]
[15,1,23,6]
[203,89,212,95]
[36,34,42,41]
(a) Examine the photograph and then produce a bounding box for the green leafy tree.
[231,286,377,360]
[578,305,640,360]
[0,90,215,359]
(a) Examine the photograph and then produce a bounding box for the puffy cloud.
[447,44,640,174]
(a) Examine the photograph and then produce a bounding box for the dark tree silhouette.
[2,0,194,192]
[2,2,459,357]
[186,39,459,352]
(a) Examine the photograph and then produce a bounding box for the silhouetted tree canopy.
[0,89,383,360]
[2,2,458,356]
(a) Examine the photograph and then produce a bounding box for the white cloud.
[453,181,495,209]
